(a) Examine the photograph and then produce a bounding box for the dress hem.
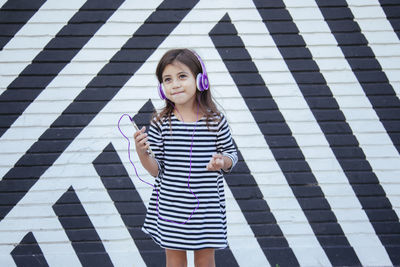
[141,226,229,251]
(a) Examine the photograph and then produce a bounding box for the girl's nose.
[172,79,181,88]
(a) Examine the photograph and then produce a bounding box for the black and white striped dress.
[142,113,238,251]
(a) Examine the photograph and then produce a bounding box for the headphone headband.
[158,49,209,100]
[191,50,207,78]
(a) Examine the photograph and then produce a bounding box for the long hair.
[152,48,221,129]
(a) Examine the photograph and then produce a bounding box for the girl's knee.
[194,249,215,267]
[166,249,187,267]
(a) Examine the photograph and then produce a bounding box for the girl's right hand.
[134,126,150,155]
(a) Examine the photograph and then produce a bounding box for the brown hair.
[152,48,221,129]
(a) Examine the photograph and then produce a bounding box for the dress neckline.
[172,113,204,124]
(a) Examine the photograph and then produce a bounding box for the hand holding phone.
[132,120,155,158]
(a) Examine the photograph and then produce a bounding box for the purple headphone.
[158,50,209,100]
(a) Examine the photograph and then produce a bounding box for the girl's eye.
[179,74,187,79]
[163,78,171,83]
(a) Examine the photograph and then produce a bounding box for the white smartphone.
[131,119,155,158]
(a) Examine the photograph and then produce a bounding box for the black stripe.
[0,0,125,138]
[11,232,49,267]
[92,101,165,266]
[210,14,299,267]
[314,2,400,265]
[0,0,46,50]
[53,186,113,266]
[215,249,240,267]
[0,0,198,222]
[316,1,400,155]
[256,0,400,264]
[211,12,361,266]
[93,142,166,266]
[379,0,400,40]
[226,144,300,267]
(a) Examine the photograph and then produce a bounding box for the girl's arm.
[207,114,238,172]
[134,126,159,177]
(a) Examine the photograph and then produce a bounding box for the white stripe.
[0,0,87,94]
[287,0,400,215]
[347,0,400,98]
[226,4,332,267]
[0,205,81,267]
[0,0,162,179]
[225,189,271,267]
[276,0,393,265]
[0,254,15,267]
[156,193,213,204]
[74,174,146,267]
[0,142,147,265]
[33,229,82,267]
[147,227,226,240]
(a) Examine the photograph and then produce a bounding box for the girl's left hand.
[206,153,224,171]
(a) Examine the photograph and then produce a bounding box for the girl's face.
[161,61,197,107]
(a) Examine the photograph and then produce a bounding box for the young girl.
[134,48,238,267]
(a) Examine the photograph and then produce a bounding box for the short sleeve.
[216,114,238,173]
[148,120,164,177]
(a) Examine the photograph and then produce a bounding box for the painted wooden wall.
[1,0,399,266]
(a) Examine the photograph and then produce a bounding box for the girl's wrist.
[222,155,233,172]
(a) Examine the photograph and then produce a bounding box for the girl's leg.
[194,248,215,267]
[165,248,187,267]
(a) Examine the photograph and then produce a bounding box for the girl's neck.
[173,102,200,123]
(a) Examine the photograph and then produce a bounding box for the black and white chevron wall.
[0,0,399,266]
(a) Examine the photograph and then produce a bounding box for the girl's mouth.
[172,91,184,96]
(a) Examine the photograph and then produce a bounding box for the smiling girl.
[134,48,238,267]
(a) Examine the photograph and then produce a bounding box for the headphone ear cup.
[158,83,166,100]
[196,73,209,91]
[196,73,204,91]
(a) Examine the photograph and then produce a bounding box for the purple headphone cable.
[117,105,200,225]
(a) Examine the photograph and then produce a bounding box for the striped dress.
[142,112,238,251]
